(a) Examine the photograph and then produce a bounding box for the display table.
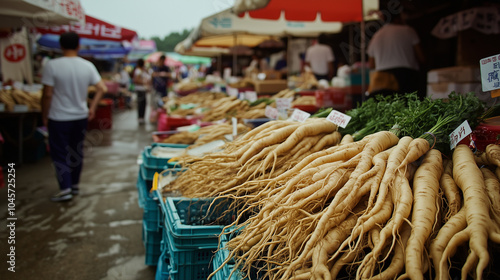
[0,111,42,165]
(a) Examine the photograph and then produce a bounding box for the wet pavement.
[0,108,159,280]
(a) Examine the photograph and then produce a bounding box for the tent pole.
[349,25,354,65]
[217,53,222,76]
[287,35,291,78]
[232,34,237,76]
[360,0,366,102]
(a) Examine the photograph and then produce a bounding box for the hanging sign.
[480,53,500,92]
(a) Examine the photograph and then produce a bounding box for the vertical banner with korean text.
[0,28,33,84]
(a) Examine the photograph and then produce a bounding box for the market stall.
[137,86,500,279]
[0,0,85,165]
[0,0,84,28]
[36,14,139,59]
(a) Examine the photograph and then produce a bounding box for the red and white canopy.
[232,0,378,22]
[0,0,85,28]
[37,15,138,42]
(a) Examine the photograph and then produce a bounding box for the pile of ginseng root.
[163,118,500,280]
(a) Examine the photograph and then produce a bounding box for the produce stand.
[132,81,500,280]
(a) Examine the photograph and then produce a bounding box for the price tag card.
[245,91,258,103]
[278,108,289,120]
[290,109,310,122]
[326,110,351,128]
[480,53,500,92]
[232,117,238,137]
[227,86,239,97]
[449,120,473,150]
[265,105,278,120]
[276,98,293,111]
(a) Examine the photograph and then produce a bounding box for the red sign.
[3,44,26,63]
[36,15,137,42]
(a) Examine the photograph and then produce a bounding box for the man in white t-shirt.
[305,34,335,81]
[41,32,106,202]
[367,12,425,97]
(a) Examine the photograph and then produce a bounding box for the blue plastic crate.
[145,143,189,165]
[136,174,146,209]
[165,229,215,280]
[137,171,162,232]
[137,169,154,205]
[141,144,188,180]
[143,223,162,266]
[160,197,236,249]
[213,234,244,280]
[155,249,170,280]
[140,162,167,182]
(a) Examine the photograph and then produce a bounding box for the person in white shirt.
[41,32,106,202]
[132,58,151,124]
[367,12,425,97]
[305,34,335,81]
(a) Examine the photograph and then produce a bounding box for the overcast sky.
[80,0,235,39]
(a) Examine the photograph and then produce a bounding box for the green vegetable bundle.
[340,92,486,154]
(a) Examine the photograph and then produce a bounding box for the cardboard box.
[427,66,480,83]
[261,70,282,80]
[253,80,288,94]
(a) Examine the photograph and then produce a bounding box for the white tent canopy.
[176,8,343,54]
[201,8,342,38]
[0,0,85,28]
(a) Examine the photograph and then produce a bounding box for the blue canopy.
[37,34,131,59]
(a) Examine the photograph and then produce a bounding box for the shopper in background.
[150,55,171,122]
[41,31,106,202]
[367,12,425,97]
[305,34,335,81]
[115,61,132,108]
[274,50,288,79]
[132,58,151,124]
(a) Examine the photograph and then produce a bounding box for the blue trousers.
[48,118,88,191]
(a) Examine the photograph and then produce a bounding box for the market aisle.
[0,108,158,280]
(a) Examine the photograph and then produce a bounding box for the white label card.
[326,110,351,128]
[232,117,238,137]
[449,120,473,150]
[276,98,293,111]
[265,106,278,120]
[290,109,310,122]
[245,91,258,102]
[480,53,500,92]
[227,86,238,97]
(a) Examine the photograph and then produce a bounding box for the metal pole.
[349,25,354,65]
[233,34,237,76]
[217,53,222,75]
[360,0,367,101]
[287,35,292,78]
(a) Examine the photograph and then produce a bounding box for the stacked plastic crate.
[155,195,238,280]
[213,234,245,280]
[136,143,188,266]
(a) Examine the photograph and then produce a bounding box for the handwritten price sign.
[480,53,500,92]
[245,91,258,102]
[276,98,293,111]
[449,120,472,150]
[326,110,351,128]
[227,87,238,97]
[265,106,278,120]
[290,109,310,122]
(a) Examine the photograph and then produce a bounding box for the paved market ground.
[0,107,158,280]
